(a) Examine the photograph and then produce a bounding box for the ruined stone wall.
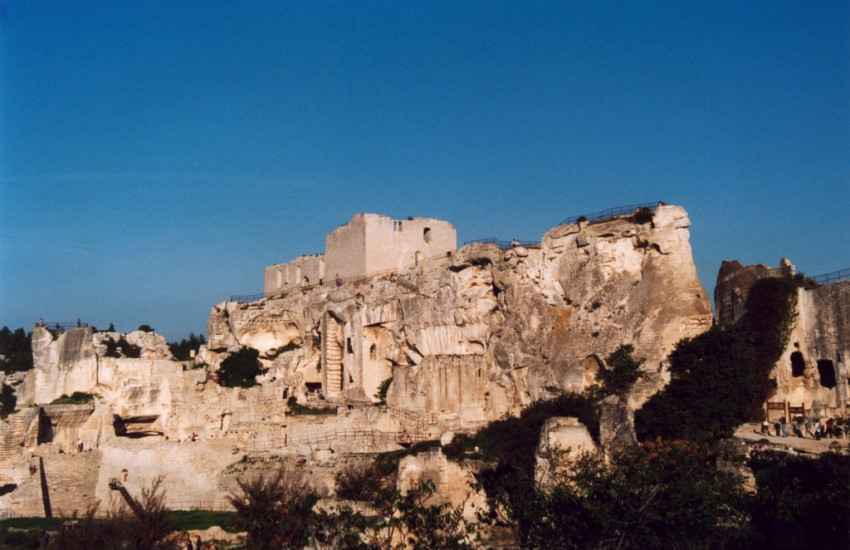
[264,254,325,295]
[325,214,369,282]
[774,281,849,416]
[362,215,456,275]
[714,259,849,418]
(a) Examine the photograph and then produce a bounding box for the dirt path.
[734,422,848,454]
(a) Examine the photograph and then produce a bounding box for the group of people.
[760,415,842,440]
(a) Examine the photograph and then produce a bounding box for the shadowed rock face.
[209,205,712,422]
[714,259,849,417]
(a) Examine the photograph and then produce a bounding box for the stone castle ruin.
[1,204,847,519]
[264,214,457,295]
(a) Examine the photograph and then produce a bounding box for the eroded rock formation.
[1,204,715,517]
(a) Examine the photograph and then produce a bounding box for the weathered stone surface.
[714,259,849,419]
[397,448,486,520]
[534,416,598,490]
[2,205,719,517]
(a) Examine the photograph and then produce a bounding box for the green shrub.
[632,207,654,225]
[590,344,645,398]
[217,347,264,388]
[50,392,94,405]
[374,376,393,404]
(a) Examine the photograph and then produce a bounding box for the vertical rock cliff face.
[714,259,849,417]
[208,205,712,425]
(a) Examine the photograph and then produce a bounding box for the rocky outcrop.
[1,205,715,517]
[714,259,849,418]
[534,417,597,490]
[209,205,711,424]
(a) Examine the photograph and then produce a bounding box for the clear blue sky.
[1,1,848,342]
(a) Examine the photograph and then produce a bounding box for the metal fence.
[812,268,850,285]
[35,321,90,333]
[559,201,660,226]
[230,202,662,304]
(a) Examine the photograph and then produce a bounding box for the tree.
[635,325,761,442]
[0,326,33,373]
[218,346,264,387]
[498,440,750,549]
[53,476,178,550]
[749,448,850,548]
[591,344,645,398]
[168,332,207,361]
[228,468,318,549]
[636,276,799,443]
[0,383,16,418]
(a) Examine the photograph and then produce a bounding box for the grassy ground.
[0,509,239,547]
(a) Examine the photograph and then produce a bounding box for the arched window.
[423,227,432,243]
[370,344,377,361]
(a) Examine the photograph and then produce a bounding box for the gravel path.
[734,422,848,454]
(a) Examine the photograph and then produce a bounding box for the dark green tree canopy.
[218,346,264,388]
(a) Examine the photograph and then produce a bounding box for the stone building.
[714,259,850,419]
[264,214,457,296]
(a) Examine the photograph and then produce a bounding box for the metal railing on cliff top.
[812,268,850,285]
[232,201,663,303]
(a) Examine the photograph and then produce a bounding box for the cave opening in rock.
[817,359,837,388]
[790,351,805,377]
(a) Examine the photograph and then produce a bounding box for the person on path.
[804,415,813,438]
[38,528,49,549]
[780,416,788,437]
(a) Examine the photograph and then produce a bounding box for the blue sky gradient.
[2,1,848,341]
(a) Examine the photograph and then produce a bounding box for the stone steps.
[0,410,37,468]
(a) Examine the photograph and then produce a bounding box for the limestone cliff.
[0,204,713,517]
[208,204,711,423]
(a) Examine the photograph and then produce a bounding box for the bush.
[217,347,264,388]
[228,468,318,549]
[632,207,654,225]
[749,449,850,548]
[334,460,388,501]
[53,476,178,550]
[375,376,392,404]
[504,440,750,549]
[590,344,645,398]
[50,392,94,405]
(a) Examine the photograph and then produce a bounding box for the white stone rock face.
[2,205,715,517]
[534,417,598,490]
